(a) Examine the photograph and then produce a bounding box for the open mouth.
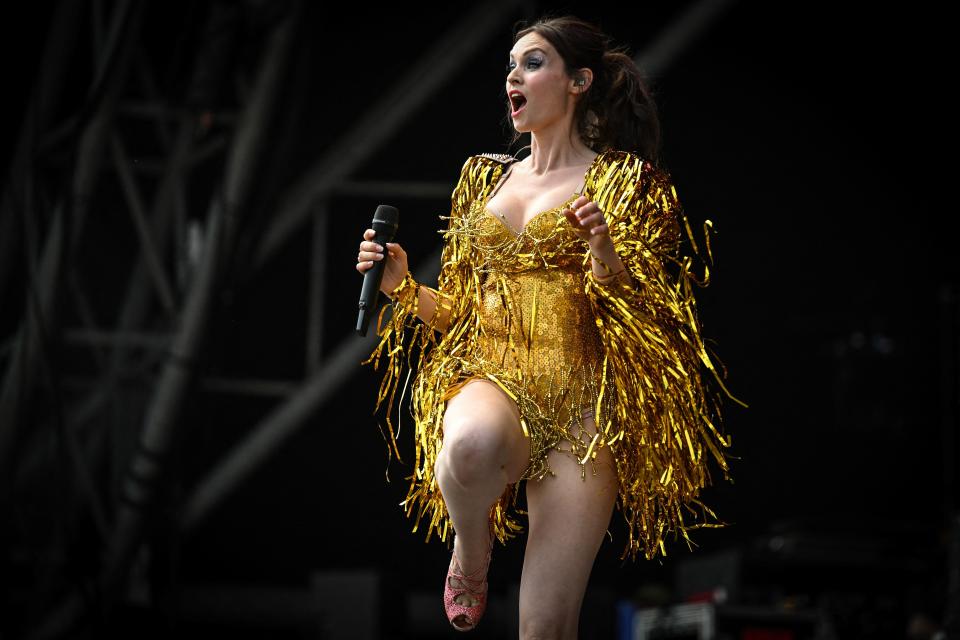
[509,93,527,115]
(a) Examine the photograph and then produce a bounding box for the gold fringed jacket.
[362,149,747,562]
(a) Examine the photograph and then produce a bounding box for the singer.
[356,15,745,635]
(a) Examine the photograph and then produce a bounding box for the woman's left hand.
[563,196,613,250]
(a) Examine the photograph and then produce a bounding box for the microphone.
[356,205,399,337]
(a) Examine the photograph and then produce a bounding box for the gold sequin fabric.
[362,149,748,562]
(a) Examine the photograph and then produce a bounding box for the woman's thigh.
[441,377,531,484]
[519,413,618,637]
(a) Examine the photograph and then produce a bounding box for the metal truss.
[2,0,300,635]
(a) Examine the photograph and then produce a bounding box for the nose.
[506,63,521,85]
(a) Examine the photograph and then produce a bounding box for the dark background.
[1,0,954,638]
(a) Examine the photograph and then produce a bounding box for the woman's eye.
[507,58,542,72]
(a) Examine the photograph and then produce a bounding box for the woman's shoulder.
[473,152,517,165]
[592,149,679,198]
[451,153,518,193]
[460,152,519,180]
[595,148,663,177]
[454,152,517,179]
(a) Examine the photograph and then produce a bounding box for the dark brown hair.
[506,14,662,166]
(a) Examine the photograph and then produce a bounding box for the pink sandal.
[443,531,494,632]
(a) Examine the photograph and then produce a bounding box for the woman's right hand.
[357,228,408,296]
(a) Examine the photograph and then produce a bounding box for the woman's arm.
[387,272,453,335]
[588,240,631,286]
[374,155,485,338]
[563,192,632,286]
[384,155,489,335]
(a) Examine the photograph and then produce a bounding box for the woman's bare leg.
[435,379,531,621]
[518,412,618,640]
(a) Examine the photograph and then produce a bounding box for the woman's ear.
[571,68,593,93]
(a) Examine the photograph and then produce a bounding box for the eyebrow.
[509,46,545,60]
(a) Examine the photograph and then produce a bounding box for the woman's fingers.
[383,243,404,261]
[574,210,609,232]
[357,230,406,282]
[571,202,597,217]
[356,253,382,271]
[563,209,582,226]
[358,235,385,260]
[580,212,605,228]
[357,230,381,275]
[564,209,592,233]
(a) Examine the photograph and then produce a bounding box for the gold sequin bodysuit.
[363,149,747,562]
[449,160,612,481]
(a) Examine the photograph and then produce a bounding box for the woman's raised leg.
[435,378,531,618]
[518,412,618,640]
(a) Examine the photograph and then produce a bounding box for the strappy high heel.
[443,531,494,632]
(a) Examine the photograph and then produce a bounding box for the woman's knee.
[519,606,579,640]
[437,417,510,487]
[520,616,564,640]
[439,381,522,487]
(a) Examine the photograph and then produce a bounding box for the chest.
[483,164,586,233]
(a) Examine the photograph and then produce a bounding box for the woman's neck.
[525,129,596,176]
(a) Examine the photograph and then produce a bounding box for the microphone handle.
[356,229,392,336]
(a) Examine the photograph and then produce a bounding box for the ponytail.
[593,50,661,164]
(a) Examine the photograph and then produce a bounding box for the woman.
[356,15,746,636]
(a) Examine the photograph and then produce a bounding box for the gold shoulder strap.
[478,152,517,165]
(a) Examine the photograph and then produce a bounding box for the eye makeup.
[507,56,543,72]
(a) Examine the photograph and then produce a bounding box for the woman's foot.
[444,531,494,631]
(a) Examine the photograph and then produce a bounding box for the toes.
[455,594,477,606]
[448,578,477,604]
[452,614,473,630]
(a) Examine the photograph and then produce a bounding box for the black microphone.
[356,205,399,336]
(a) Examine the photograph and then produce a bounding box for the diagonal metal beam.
[110,132,178,314]
[306,200,329,373]
[635,0,739,77]
[182,327,382,531]
[0,205,65,484]
[69,0,142,251]
[251,0,523,274]
[0,0,85,309]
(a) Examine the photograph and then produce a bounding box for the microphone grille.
[373,205,399,226]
